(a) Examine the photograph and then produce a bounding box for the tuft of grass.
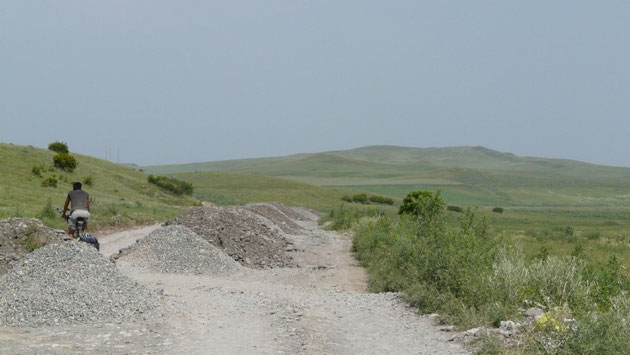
[83,175,94,186]
[37,199,57,219]
[25,225,43,252]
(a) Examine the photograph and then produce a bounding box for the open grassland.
[145,145,630,209]
[167,171,366,211]
[0,143,197,230]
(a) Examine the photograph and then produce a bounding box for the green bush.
[83,175,94,186]
[148,175,193,195]
[352,193,369,204]
[492,207,504,213]
[41,176,57,187]
[53,153,78,172]
[48,141,69,153]
[447,205,463,213]
[368,195,394,205]
[32,164,46,177]
[341,195,353,203]
[398,190,445,224]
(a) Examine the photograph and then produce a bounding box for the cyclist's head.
[72,182,82,190]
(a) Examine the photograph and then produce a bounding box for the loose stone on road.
[0,203,467,354]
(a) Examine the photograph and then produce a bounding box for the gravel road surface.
[0,205,467,354]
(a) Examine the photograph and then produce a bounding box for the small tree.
[399,190,445,223]
[48,141,69,153]
[53,153,78,172]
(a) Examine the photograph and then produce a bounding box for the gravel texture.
[0,218,66,275]
[167,206,294,269]
[112,225,241,275]
[245,203,304,235]
[0,241,159,327]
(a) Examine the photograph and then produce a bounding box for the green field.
[0,143,197,230]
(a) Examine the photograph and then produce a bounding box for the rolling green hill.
[0,143,197,230]
[145,145,630,207]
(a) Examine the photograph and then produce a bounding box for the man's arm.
[62,195,70,219]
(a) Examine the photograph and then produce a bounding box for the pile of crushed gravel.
[269,203,314,221]
[0,241,159,327]
[167,206,294,269]
[0,218,66,275]
[112,225,241,275]
[245,203,304,235]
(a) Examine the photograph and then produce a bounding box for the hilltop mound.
[0,218,66,275]
[0,241,159,327]
[167,206,294,269]
[112,225,241,275]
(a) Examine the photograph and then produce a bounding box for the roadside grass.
[324,201,630,353]
[0,143,197,230]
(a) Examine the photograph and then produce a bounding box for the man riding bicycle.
[61,182,90,238]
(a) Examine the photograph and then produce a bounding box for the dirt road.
[0,209,466,354]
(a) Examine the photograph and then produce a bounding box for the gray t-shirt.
[68,190,89,211]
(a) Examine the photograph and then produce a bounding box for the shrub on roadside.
[492,207,504,214]
[326,189,630,353]
[398,190,445,224]
[53,153,78,172]
[148,175,193,195]
[47,141,69,153]
[320,205,385,231]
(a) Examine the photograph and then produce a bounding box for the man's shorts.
[67,209,90,229]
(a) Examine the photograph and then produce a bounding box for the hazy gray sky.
[1,1,629,166]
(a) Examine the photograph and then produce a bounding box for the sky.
[1,1,629,166]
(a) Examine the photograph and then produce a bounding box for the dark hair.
[72,182,82,190]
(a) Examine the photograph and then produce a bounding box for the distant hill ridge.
[142,145,630,208]
[144,145,630,178]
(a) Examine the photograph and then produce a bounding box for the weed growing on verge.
[328,189,630,353]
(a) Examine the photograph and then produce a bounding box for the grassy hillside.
[0,143,197,230]
[168,171,373,211]
[145,145,630,208]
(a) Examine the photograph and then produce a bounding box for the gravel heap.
[245,203,304,235]
[0,241,159,327]
[112,225,241,275]
[0,218,66,275]
[167,206,294,269]
[269,203,314,221]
